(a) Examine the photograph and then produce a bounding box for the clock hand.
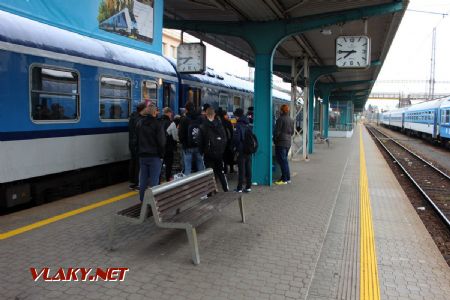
[343,50,356,58]
[178,57,193,64]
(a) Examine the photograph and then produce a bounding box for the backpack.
[187,117,202,148]
[243,127,258,154]
[205,125,227,160]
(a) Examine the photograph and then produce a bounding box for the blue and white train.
[0,10,290,209]
[380,97,450,147]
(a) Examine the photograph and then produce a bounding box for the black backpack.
[243,127,258,155]
[187,117,202,148]
[205,125,227,159]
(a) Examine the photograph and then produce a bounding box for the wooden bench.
[108,168,245,265]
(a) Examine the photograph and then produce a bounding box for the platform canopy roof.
[164,0,408,111]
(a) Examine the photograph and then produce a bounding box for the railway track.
[366,125,450,229]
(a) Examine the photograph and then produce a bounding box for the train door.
[433,109,438,138]
[401,112,405,130]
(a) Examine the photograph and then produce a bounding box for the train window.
[219,94,228,110]
[233,96,241,110]
[99,76,131,120]
[163,83,176,109]
[30,66,79,121]
[187,88,202,110]
[142,80,158,106]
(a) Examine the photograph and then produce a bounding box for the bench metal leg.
[108,216,116,250]
[185,227,200,265]
[238,195,246,223]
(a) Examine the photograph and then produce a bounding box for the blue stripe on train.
[0,126,128,141]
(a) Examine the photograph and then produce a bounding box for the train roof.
[0,10,176,77]
[404,98,447,112]
[382,97,448,114]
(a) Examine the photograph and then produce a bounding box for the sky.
[180,0,450,110]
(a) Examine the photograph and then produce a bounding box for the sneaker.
[129,184,139,191]
[286,180,292,184]
[274,180,288,185]
[244,188,251,193]
[234,189,243,193]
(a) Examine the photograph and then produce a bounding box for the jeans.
[275,146,290,182]
[182,148,205,175]
[139,156,162,201]
[237,153,252,190]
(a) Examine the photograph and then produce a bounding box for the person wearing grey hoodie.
[273,104,294,185]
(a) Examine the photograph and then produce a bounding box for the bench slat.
[157,180,216,213]
[155,176,215,205]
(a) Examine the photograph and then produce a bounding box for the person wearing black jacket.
[200,107,229,192]
[136,105,166,201]
[273,104,294,185]
[233,108,252,193]
[178,102,205,175]
[160,107,175,182]
[217,108,235,174]
[128,102,146,190]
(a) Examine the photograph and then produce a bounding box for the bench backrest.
[144,169,217,223]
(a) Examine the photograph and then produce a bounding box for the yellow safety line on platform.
[359,126,381,300]
[0,191,137,240]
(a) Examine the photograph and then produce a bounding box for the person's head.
[163,107,173,119]
[185,102,195,113]
[136,102,146,114]
[280,104,289,115]
[173,115,181,126]
[205,107,215,121]
[248,106,254,113]
[147,105,158,117]
[202,103,211,115]
[234,108,244,120]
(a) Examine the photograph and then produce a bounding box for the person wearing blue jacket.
[233,108,252,193]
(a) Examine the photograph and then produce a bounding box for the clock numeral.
[358,37,361,42]
[350,61,354,66]
[337,43,342,47]
[343,62,346,66]
[350,38,354,42]
[357,62,361,66]
[362,50,366,54]
[362,57,366,61]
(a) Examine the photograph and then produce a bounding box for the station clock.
[335,36,370,68]
[177,43,206,74]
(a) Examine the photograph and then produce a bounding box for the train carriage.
[0,10,179,208]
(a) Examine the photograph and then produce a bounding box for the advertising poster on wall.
[98,0,154,43]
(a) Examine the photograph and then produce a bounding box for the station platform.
[1,126,449,300]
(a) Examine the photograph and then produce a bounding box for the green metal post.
[323,93,330,138]
[252,53,273,185]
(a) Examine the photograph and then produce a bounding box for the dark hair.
[248,106,254,112]
[202,103,211,112]
[234,108,244,118]
[185,102,195,112]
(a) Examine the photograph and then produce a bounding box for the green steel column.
[252,53,273,185]
[323,94,330,138]
[308,81,315,154]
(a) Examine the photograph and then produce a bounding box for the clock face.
[336,36,370,68]
[177,43,206,74]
